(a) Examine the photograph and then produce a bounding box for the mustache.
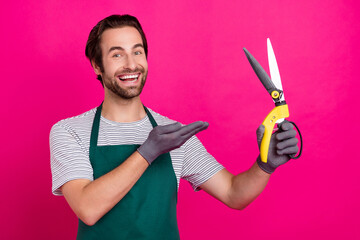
[115,67,145,76]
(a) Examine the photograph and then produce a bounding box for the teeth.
[126,78,137,82]
[119,74,139,80]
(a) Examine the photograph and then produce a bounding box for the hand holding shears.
[243,39,303,167]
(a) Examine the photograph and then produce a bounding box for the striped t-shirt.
[50,107,224,196]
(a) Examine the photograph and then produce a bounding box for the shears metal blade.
[243,40,285,107]
[267,38,285,103]
[243,38,302,163]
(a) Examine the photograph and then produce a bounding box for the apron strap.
[143,105,158,128]
[89,103,103,160]
[90,103,158,159]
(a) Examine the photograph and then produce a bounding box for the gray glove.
[256,121,299,174]
[138,121,209,164]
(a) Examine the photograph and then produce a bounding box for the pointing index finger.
[178,121,209,136]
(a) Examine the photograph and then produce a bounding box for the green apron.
[77,104,180,240]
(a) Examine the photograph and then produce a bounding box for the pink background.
[2,0,359,239]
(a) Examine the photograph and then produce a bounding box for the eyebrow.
[108,43,144,54]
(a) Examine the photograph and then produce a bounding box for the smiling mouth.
[117,73,140,82]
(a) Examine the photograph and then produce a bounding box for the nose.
[123,55,137,71]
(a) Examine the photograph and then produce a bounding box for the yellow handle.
[260,104,290,163]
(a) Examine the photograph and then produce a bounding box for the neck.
[102,95,146,123]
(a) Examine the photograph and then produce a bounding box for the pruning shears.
[243,38,303,163]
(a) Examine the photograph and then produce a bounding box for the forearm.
[63,151,148,225]
[62,121,209,225]
[228,121,298,209]
[228,161,270,210]
[202,122,298,210]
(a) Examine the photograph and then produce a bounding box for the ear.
[91,60,102,75]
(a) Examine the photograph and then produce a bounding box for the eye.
[113,53,122,58]
[134,51,142,55]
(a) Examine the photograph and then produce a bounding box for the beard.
[103,68,147,99]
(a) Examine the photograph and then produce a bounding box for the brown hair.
[85,14,148,82]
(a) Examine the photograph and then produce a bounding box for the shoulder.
[146,107,178,126]
[50,107,97,135]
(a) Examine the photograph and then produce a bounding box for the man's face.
[95,26,148,99]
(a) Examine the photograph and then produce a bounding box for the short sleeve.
[181,136,224,191]
[50,123,94,196]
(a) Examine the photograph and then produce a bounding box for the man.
[50,14,299,239]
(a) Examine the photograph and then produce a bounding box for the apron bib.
[77,104,180,240]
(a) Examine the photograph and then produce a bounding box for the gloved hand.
[138,121,209,164]
[256,121,299,174]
